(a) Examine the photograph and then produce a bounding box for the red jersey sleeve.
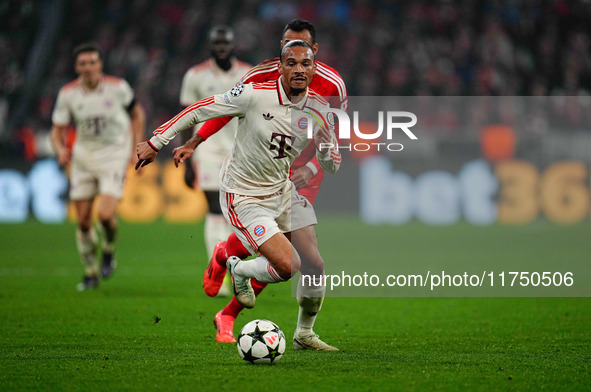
[197,59,280,140]
[197,116,232,140]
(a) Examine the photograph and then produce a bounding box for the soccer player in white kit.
[137,41,341,350]
[179,26,251,295]
[51,43,145,291]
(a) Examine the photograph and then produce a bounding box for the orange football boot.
[203,241,228,297]
[214,310,236,343]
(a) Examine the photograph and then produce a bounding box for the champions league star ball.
[237,320,286,365]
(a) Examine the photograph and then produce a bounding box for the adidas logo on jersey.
[263,113,274,121]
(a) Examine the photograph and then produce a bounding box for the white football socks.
[204,213,233,259]
[295,274,326,336]
[76,228,98,276]
[233,255,285,283]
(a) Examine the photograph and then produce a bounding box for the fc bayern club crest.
[298,117,308,129]
[254,225,266,236]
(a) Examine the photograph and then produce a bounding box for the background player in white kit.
[51,43,145,291]
[136,41,341,350]
[180,26,251,296]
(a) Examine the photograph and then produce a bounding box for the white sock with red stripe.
[233,256,285,283]
[295,274,326,335]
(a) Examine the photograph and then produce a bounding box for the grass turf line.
[0,220,589,391]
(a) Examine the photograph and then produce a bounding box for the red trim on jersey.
[251,81,277,90]
[225,193,237,226]
[190,60,211,73]
[235,59,253,69]
[239,227,259,252]
[241,58,279,81]
[103,75,122,85]
[226,193,259,251]
[225,194,237,226]
[243,66,278,83]
[308,90,329,106]
[275,80,284,105]
[154,97,215,135]
[62,79,80,91]
[147,140,159,152]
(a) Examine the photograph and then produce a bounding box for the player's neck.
[214,57,232,72]
[81,75,102,91]
[280,77,306,102]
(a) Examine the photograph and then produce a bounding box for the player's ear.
[278,60,283,76]
[312,43,319,54]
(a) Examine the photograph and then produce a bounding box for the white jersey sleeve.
[52,89,71,125]
[180,69,200,107]
[118,79,135,109]
[149,83,253,151]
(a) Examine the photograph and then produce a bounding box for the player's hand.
[314,125,332,154]
[129,151,139,167]
[136,141,157,170]
[291,166,314,189]
[172,145,195,168]
[128,152,144,174]
[56,149,71,166]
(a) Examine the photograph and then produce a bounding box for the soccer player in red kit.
[200,19,348,344]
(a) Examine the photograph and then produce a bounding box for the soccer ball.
[237,319,286,365]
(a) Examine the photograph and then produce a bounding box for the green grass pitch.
[1,219,589,391]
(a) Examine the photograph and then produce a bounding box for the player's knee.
[78,223,92,233]
[298,242,324,274]
[302,254,324,275]
[98,212,115,225]
[275,254,300,280]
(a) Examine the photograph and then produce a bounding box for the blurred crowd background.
[1,0,591,162]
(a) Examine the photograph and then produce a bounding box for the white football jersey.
[150,78,341,196]
[52,75,135,164]
[180,58,251,159]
